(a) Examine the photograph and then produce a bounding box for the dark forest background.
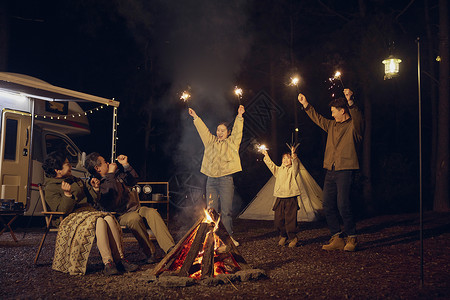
[0,0,448,218]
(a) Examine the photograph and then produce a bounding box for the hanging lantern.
[382,55,402,79]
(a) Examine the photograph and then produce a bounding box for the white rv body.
[0,72,119,216]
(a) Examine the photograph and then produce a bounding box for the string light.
[32,104,108,119]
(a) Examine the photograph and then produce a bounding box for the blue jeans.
[323,169,356,236]
[206,175,235,235]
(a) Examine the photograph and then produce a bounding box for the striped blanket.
[52,210,121,275]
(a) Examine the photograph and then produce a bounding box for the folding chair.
[34,184,67,264]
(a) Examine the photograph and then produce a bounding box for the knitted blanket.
[52,210,120,275]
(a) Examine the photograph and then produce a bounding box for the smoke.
[158,0,252,113]
[157,0,253,197]
[117,0,253,230]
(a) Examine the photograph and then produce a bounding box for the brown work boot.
[322,235,345,251]
[288,237,298,248]
[278,237,287,246]
[344,236,358,252]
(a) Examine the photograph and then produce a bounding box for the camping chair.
[34,184,66,264]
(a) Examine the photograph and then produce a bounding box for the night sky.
[1,0,444,214]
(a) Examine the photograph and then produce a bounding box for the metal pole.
[111,106,118,162]
[25,98,35,211]
[416,37,423,287]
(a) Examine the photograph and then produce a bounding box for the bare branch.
[317,0,350,22]
[395,0,416,20]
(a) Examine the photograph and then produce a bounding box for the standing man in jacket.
[298,89,363,251]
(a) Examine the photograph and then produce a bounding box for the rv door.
[0,110,31,206]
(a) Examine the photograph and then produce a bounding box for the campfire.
[150,208,250,280]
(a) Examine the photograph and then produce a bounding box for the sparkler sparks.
[328,70,345,98]
[257,144,268,152]
[289,76,300,87]
[234,86,243,105]
[180,91,191,102]
[234,87,243,98]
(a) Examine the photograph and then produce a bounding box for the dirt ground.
[1,211,449,299]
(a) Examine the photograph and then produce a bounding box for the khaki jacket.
[194,116,243,177]
[264,155,301,198]
[305,104,363,170]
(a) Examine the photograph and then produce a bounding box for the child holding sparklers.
[261,144,301,247]
[188,105,245,246]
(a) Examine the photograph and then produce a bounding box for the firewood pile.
[141,208,265,287]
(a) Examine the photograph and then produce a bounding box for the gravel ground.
[0,211,449,299]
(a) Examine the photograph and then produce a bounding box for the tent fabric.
[238,161,323,222]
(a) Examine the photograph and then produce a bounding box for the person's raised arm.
[344,89,364,141]
[230,105,245,146]
[188,108,198,120]
[289,144,300,174]
[116,154,139,187]
[262,150,278,177]
[190,108,215,146]
[298,93,332,132]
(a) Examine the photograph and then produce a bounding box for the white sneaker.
[230,236,240,247]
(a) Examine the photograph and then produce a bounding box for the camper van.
[0,72,119,216]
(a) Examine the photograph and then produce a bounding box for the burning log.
[149,208,250,279]
[201,230,215,278]
[178,222,212,277]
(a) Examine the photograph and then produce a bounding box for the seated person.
[84,153,175,263]
[42,151,138,276]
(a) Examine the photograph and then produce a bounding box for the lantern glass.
[382,56,402,78]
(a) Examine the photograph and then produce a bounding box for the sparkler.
[234,86,243,105]
[289,75,301,105]
[289,76,300,93]
[328,71,345,98]
[289,75,300,94]
[333,71,345,88]
[256,144,268,153]
[180,90,191,107]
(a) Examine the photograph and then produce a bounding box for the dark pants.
[273,196,298,239]
[323,169,356,236]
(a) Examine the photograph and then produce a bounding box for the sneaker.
[322,235,345,251]
[278,237,287,246]
[288,237,298,248]
[117,259,139,273]
[146,254,158,264]
[344,236,358,252]
[230,236,240,247]
[103,261,120,276]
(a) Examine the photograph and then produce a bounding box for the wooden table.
[0,210,24,242]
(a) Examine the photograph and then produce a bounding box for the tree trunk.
[433,0,449,211]
[358,0,374,215]
[0,0,9,71]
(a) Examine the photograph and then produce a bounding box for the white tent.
[239,161,323,222]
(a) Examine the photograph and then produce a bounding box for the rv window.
[4,119,18,160]
[45,134,78,165]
